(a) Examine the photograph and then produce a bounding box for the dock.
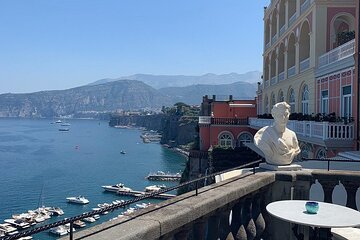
[146,171,182,181]
[117,190,175,200]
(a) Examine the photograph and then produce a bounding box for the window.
[237,133,253,147]
[342,86,352,119]
[278,90,284,102]
[219,133,233,148]
[301,85,309,114]
[301,144,311,159]
[321,90,329,114]
[289,88,295,113]
[316,148,327,159]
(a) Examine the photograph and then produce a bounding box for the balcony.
[271,34,277,44]
[318,39,355,68]
[264,80,270,88]
[288,65,296,77]
[278,71,285,82]
[300,57,310,72]
[249,117,354,140]
[279,25,285,37]
[270,76,277,86]
[300,0,310,14]
[199,116,248,126]
[265,41,270,50]
[288,13,297,27]
[64,168,360,240]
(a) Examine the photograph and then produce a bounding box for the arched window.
[316,148,327,159]
[278,90,284,102]
[218,132,233,148]
[302,85,309,114]
[271,92,276,109]
[289,88,295,113]
[237,133,253,147]
[301,144,311,159]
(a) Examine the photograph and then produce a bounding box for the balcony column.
[268,59,272,82]
[296,0,300,17]
[275,55,279,84]
[309,31,314,68]
[269,16,273,45]
[317,179,339,203]
[341,180,360,210]
[295,42,300,74]
[276,9,280,39]
[285,0,289,29]
[284,49,288,79]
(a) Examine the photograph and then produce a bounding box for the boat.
[48,207,64,216]
[55,120,62,124]
[4,218,30,229]
[83,217,96,223]
[135,203,151,209]
[73,220,86,228]
[49,225,68,236]
[61,122,71,126]
[144,184,166,192]
[18,237,33,240]
[59,128,70,132]
[146,171,182,181]
[66,196,89,204]
[120,150,126,154]
[0,223,18,236]
[102,183,132,193]
[93,214,100,220]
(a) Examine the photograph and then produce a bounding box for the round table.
[266,200,360,228]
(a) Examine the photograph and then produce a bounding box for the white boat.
[61,122,71,126]
[0,223,18,236]
[18,237,33,240]
[66,196,89,204]
[83,217,96,223]
[4,218,30,229]
[48,207,64,216]
[102,183,132,192]
[93,214,100,220]
[135,203,151,209]
[49,225,68,236]
[59,128,70,132]
[73,220,86,228]
[144,184,166,192]
[55,120,62,124]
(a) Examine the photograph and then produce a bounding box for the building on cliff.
[256,0,358,159]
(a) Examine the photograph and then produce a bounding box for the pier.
[117,190,175,200]
[146,171,181,181]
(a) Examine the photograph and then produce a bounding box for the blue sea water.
[0,118,187,239]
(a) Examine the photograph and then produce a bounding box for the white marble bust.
[254,102,300,166]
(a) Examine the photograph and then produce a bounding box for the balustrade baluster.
[207,214,221,240]
[233,200,248,240]
[341,181,360,210]
[244,198,256,240]
[252,194,265,240]
[193,218,206,240]
[219,209,235,240]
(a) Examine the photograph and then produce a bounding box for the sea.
[0,118,187,239]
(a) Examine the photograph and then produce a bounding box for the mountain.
[89,71,262,89]
[158,81,257,105]
[0,80,170,118]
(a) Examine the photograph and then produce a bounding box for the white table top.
[266,200,360,228]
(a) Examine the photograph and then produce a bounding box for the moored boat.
[144,184,166,192]
[102,183,132,193]
[73,220,86,228]
[66,196,89,204]
[49,225,68,236]
[0,223,18,236]
[83,217,96,223]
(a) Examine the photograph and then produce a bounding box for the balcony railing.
[199,116,211,124]
[61,167,360,240]
[271,34,277,44]
[249,117,354,140]
[288,13,297,27]
[279,25,285,36]
[318,39,355,68]
[278,71,285,82]
[300,0,310,14]
[300,57,310,72]
[265,41,270,50]
[264,80,270,87]
[270,76,277,85]
[199,116,248,126]
[288,65,296,77]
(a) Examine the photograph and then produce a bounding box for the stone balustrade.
[62,168,360,240]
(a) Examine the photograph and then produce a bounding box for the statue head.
[271,102,291,133]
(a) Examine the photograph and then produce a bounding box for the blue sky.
[0,0,270,93]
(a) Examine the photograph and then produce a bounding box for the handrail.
[0,159,263,240]
[300,157,360,171]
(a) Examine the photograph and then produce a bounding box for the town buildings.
[197,0,359,167]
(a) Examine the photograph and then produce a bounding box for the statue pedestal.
[260,163,302,171]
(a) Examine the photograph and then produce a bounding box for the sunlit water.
[0,118,187,239]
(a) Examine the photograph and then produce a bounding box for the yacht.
[48,207,64,216]
[49,225,68,236]
[93,214,100,220]
[144,184,166,192]
[55,120,62,124]
[0,223,18,236]
[83,217,96,223]
[102,183,132,193]
[120,150,126,154]
[73,220,86,228]
[4,218,30,229]
[66,196,89,204]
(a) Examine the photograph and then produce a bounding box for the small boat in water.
[73,220,86,228]
[58,128,70,132]
[61,122,71,126]
[49,225,69,236]
[102,183,132,193]
[144,184,166,192]
[66,196,89,204]
[120,150,126,154]
[83,217,96,223]
[0,223,18,236]
[4,218,30,229]
[55,120,62,124]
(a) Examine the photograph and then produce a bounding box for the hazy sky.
[0,0,270,94]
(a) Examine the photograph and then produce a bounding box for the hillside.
[89,71,262,89]
[0,80,170,118]
[158,81,257,105]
